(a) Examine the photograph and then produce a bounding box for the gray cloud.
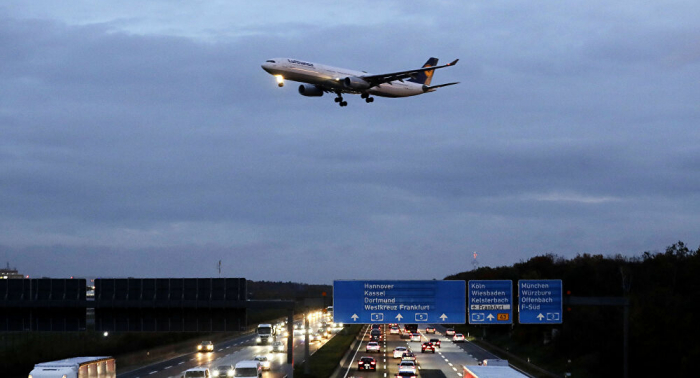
[1,2,699,283]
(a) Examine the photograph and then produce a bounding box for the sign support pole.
[304,313,310,375]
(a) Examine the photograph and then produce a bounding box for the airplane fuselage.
[261,58,426,98]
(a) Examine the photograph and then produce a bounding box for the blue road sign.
[468,280,513,324]
[333,280,466,324]
[518,280,563,324]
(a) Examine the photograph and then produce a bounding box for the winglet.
[448,59,459,66]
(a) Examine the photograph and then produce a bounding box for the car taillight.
[371,361,376,365]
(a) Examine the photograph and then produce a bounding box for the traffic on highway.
[341,323,505,378]
[115,312,340,378]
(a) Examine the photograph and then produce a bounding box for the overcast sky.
[1,1,699,284]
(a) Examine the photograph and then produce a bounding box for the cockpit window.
[266,60,275,63]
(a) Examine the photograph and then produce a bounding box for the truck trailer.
[462,363,529,378]
[29,356,116,378]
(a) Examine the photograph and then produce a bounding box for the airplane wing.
[359,59,459,87]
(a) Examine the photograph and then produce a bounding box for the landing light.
[275,75,284,87]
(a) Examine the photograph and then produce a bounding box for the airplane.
[261,57,459,107]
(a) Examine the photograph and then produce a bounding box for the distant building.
[1,262,24,279]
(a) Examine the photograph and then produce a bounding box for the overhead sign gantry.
[333,280,466,324]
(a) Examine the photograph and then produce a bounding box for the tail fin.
[408,57,438,85]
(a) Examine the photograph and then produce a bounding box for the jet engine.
[343,76,370,90]
[298,84,324,97]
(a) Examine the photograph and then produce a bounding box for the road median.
[294,325,363,378]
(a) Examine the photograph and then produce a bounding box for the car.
[370,328,382,341]
[445,328,455,336]
[212,365,234,377]
[429,338,441,348]
[394,373,417,378]
[421,342,435,353]
[183,367,211,378]
[357,356,377,371]
[401,352,417,362]
[366,341,380,352]
[410,333,421,342]
[371,324,381,331]
[393,346,408,359]
[398,360,417,374]
[453,333,465,342]
[390,326,400,334]
[197,340,214,352]
[253,356,270,371]
[426,326,435,334]
[270,341,285,353]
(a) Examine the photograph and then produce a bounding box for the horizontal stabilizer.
[422,82,460,92]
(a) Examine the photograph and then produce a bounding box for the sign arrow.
[395,314,403,321]
[351,314,359,321]
[486,314,495,321]
[537,313,544,321]
[440,314,448,321]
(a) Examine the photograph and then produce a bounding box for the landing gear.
[361,93,374,103]
[335,93,348,107]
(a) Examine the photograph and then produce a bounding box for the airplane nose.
[261,62,272,73]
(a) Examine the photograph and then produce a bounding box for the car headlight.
[198,345,202,350]
[228,370,234,377]
[213,371,220,377]
[256,337,262,342]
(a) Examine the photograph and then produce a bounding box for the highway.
[337,324,502,378]
[117,327,330,378]
[114,322,511,378]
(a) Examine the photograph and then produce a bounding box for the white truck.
[28,356,116,378]
[181,367,211,378]
[255,323,274,345]
[233,360,261,378]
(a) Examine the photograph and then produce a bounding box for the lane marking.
[343,325,371,378]
[164,365,172,369]
[148,371,158,375]
[178,362,185,365]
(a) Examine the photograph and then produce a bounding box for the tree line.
[444,242,700,377]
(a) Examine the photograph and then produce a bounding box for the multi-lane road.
[116,323,515,378]
[337,324,502,378]
[117,327,328,378]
